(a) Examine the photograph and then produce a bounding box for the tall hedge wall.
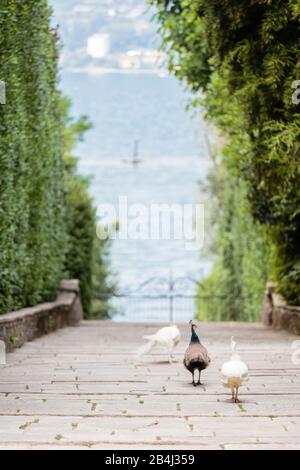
[0,0,65,314]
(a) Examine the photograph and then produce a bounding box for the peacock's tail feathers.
[143,334,156,341]
[136,340,155,357]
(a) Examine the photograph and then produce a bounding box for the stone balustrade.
[0,280,83,352]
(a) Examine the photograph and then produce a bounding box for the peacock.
[183,321,211,386]
[136,325,181,363]
[221,336,249,403]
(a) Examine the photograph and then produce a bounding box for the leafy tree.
[197,163,272,321]
[60,97,116,317]
[90,236,117,319]
[150,0,300,308]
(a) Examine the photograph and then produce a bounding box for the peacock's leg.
[231,389,235,401]
[197,370,202,385]
[234,387,240,403]
[192,371,196,386]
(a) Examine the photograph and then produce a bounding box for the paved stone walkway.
[0,321,299,449]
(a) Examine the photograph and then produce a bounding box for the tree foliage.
[197,163,273,321]
[150,0,300,307]
[61,97,116,318]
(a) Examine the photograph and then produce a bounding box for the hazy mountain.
[50,0,162,71]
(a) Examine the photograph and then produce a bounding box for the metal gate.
[110,274,203,323]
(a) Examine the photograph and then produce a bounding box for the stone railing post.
[59,279,83,325]
[261,282,300,335]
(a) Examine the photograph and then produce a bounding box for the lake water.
[59,72,212,304]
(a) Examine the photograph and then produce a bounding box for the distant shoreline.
[63,66,169,77]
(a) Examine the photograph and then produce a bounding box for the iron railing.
[96,273,247,323]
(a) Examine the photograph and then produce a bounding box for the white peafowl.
[221,336,249,403]
[136,325,181,363]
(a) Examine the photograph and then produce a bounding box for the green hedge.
[0,2,115,317]
[0,0,65,314]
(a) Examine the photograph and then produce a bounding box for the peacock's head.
[189,320,200,342]
[231,336,237,353]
